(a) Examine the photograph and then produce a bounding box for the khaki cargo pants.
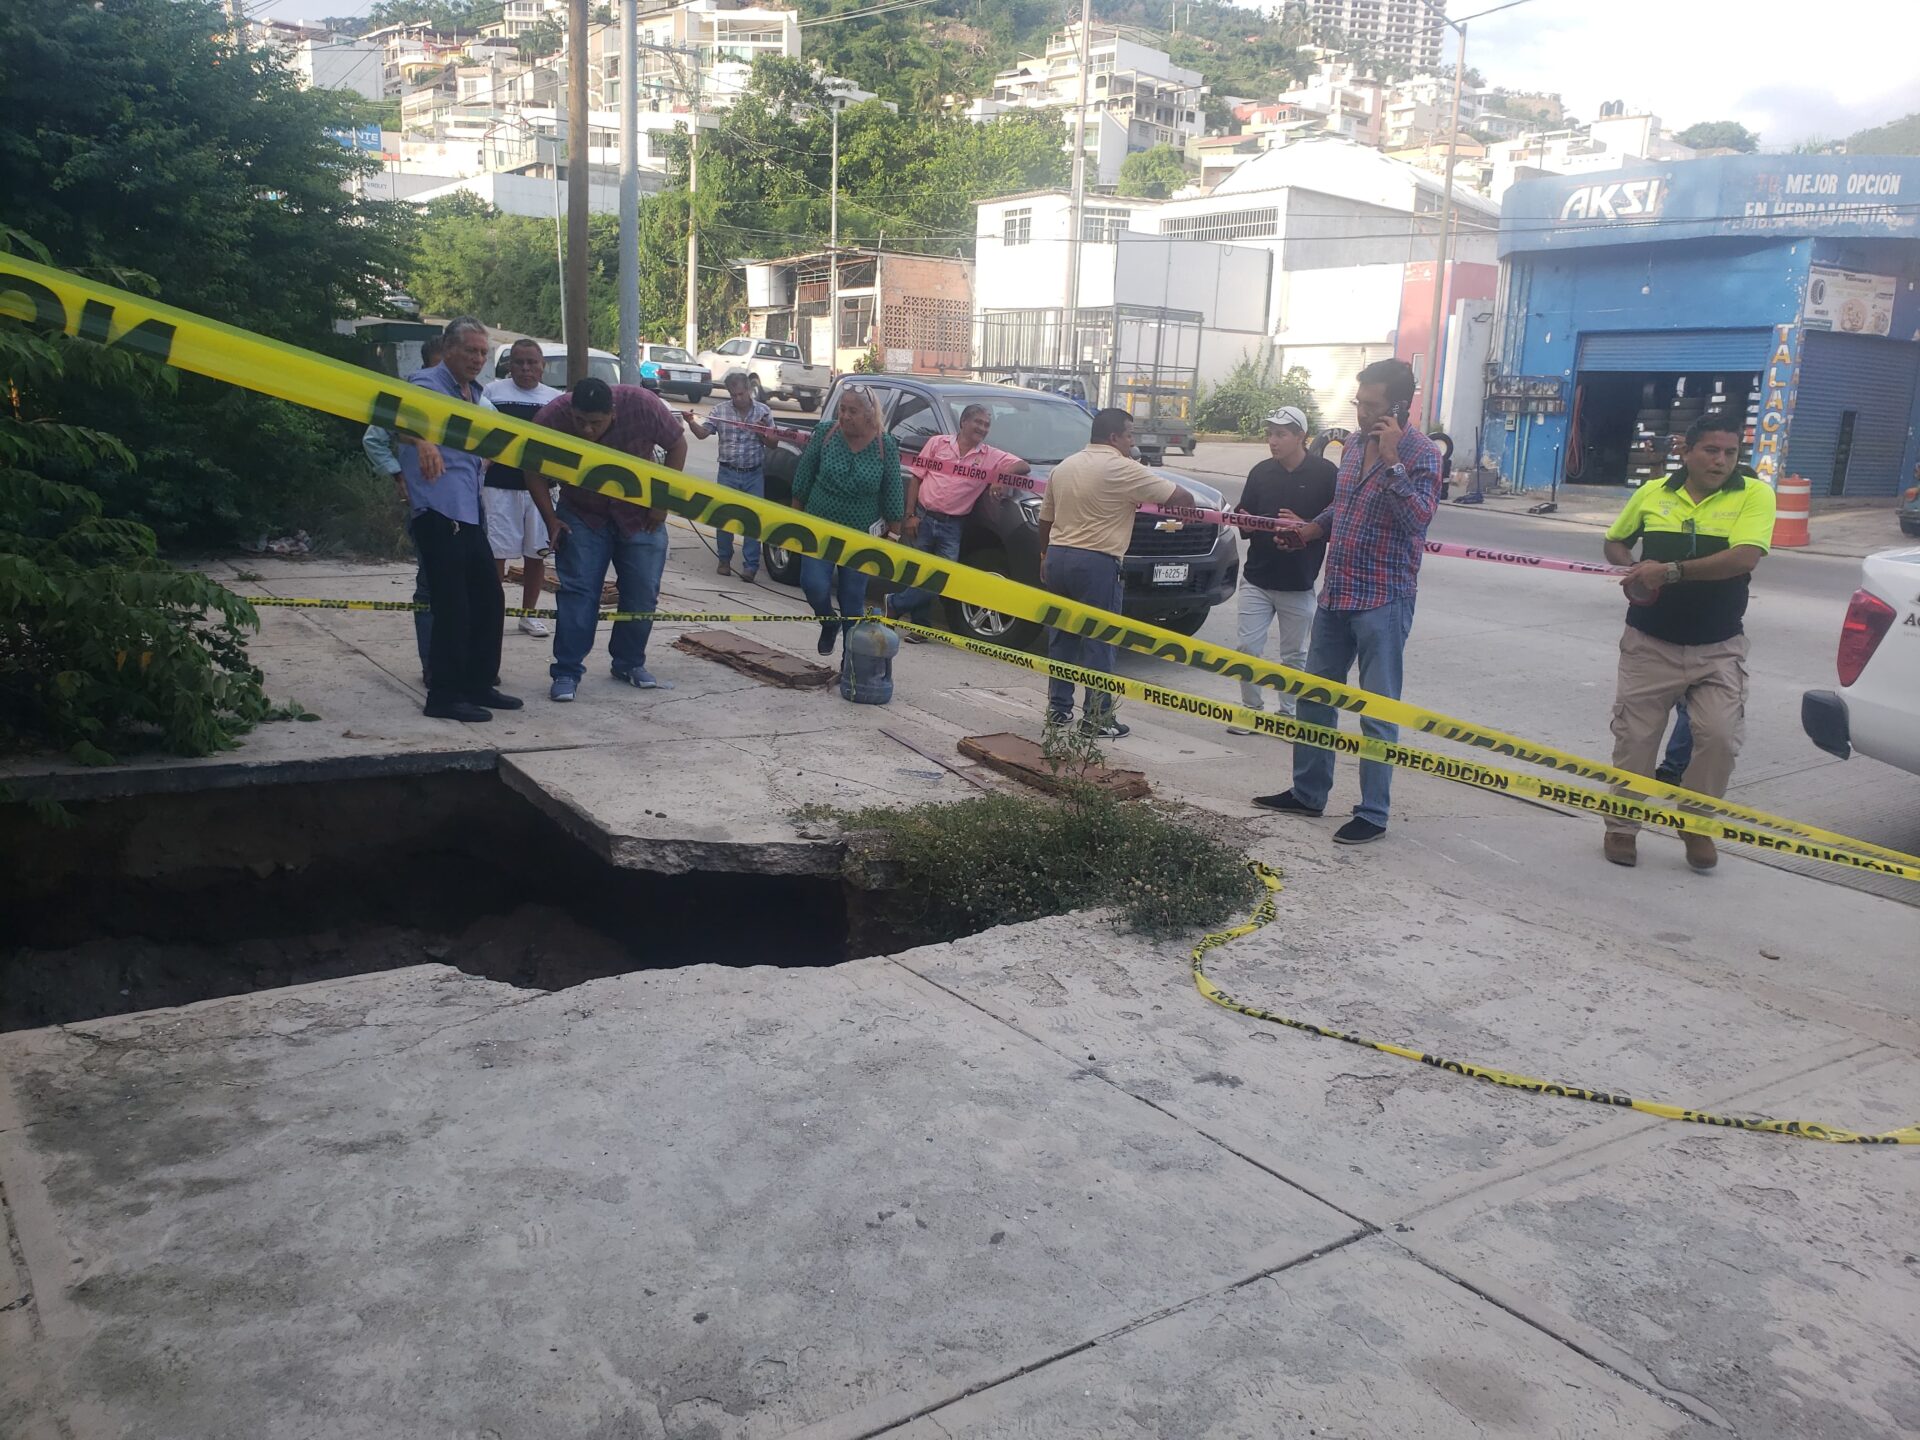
[1607,626,1748,835]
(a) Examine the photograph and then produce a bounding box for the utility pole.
[565,0,591,383]
[684,60,702,355]
[828,100,840,372]
[1421,17,1466,432]
[1061,0,1091,387]
[618,0,639,382]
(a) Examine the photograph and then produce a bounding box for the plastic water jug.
[839,614,899,704]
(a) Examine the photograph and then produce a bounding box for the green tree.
[1678,120,1759,153]
[1846,110,1920,155]
[1193,352,1320,438]
[0,0,414,547]
[1117,145,1192,199]
[1,235,277,766]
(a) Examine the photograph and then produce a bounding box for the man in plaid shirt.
[685,371,774,580]
[1254,358,1441,845]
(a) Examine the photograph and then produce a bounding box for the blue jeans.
[888,507,965,622]
[800,556,870,630]
[1291,596,1416,828]
[714,462,763,570]
[551,504,668,680]
[1659,701,1693,777]
[1044,545,1123,723]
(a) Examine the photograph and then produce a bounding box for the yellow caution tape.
[247,593,1920,884]
[1194,864,1919,1144]
[6,252,1915,872]
[889,620,1920,885]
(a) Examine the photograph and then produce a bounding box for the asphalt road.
[1163,457,1920,897]
[675,429,1920,899]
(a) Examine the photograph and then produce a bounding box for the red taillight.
[1836,588,1896,686]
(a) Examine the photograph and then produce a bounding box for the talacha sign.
[1754,322,1800,488]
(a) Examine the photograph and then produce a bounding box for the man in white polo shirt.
[481,337,563,637]
[1039,408,1199,738]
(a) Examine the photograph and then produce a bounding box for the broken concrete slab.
[500,730,979,875]
[675,628,837,689]
[958,732,1151,800]
[0,959,1358,1440]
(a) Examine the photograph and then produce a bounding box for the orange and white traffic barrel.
[1772,473,1810,548]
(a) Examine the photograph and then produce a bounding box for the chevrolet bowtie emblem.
[1154,518,1184,532]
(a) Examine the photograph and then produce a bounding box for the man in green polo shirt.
[1599,412,1775,872]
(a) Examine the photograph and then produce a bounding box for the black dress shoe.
[469,689,524,710]
[1252,790,1324,816]
[424,698,492,722]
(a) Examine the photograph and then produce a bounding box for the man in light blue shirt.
[396,317,521,722]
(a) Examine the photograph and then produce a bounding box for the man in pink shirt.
[885,402,1031,635]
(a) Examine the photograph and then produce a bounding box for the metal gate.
[1575,329,1774,373]
[1786,331,1920,498]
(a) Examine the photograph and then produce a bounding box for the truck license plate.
[1152,563,1190,585]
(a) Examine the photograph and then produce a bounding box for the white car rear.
[1802,546,1920,776]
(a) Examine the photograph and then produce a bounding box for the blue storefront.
[1489,154,1920,498]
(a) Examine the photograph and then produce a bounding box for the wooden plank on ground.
[957,732,1151,800]
[673,629,835,689]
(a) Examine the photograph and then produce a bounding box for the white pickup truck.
[1802,545,1920,778]
[697,337,831,411]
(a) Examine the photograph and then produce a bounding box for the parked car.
[698,337,830,411]
[1899,464,1919,537]
[1802,544,1920,777]
[488,338,620,390]
[638,343,711,402]
[381,288,421,318]
[760,376,1239,644]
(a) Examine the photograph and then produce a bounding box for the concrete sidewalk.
[3,535,1918,1438]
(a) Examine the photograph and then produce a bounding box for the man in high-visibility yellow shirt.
[1600,412,1775,873]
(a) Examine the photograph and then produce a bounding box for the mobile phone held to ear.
[1393,399,1411,427]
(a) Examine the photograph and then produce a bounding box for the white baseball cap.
[1264,406,1309,431]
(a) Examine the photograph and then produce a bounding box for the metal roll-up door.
[1785,331,1920,498]
[1576,329,1773,373]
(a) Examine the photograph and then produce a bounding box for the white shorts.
[484,487,549,560]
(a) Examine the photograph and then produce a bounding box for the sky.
[1452,0,1919,145]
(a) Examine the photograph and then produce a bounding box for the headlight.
[1017,495,1043,526]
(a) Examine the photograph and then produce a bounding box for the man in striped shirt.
[1253,358,1442,845]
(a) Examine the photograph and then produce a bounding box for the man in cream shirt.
[1038,408,1199,737]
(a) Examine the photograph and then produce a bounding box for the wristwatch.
[1664,561,1684,585]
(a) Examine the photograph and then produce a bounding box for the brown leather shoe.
[1683,833,1718,872]
[1603,832,1637,867]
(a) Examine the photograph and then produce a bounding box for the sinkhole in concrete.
[1,771,854,1032]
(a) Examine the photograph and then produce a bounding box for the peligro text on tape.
[903,450,1629,576]
[6,252,1911,873]
[1194,864,1919,1145]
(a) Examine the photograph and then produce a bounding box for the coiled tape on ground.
[6,252,1915,876]
[1195,864,1920,1144]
